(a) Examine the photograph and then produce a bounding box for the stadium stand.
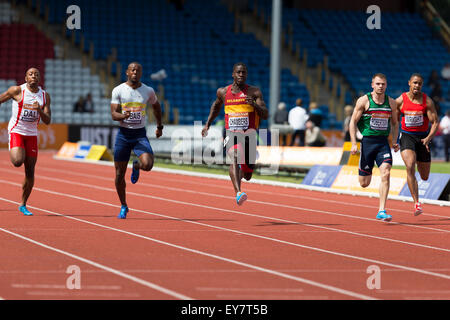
[2,0,449,128]
[25,0,310,126]
[44,59,111,125]
[248,0,450,120]
[0,23,54,87]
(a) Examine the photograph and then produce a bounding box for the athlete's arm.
[202,87,225,137]
[36,92,51,125]
[151,100,163,138]
[389,97,399,152]
[0,86,22,106]
[395,95,403,122]
[110,88,130,121]
[349,95,366,154]
[246,87,269,120]
[422,96,439,151]
[111,103,130,121]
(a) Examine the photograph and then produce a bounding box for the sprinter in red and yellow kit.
[396,73,439,216]
[202,63,269,205]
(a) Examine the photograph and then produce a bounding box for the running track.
[0,150,449,300]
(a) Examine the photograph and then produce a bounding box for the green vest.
[357,93,392,137]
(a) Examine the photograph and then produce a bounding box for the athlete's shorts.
[114,127,153,162]
[399,131,431,162]
[359,135,392,176]
[9,132,38,158]
[224,129,257,173]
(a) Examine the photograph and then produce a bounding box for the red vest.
[224,85,259,131]
[400,92,429,133]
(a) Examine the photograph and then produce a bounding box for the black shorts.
[359,136,392,176]
[399,132,431,162]
[224,129,257,172]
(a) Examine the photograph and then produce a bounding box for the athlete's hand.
[122,110,131,119]
[155,127,163,138]
[421,138,431,152]
[245,96,256,107]
[31,101,41,110]
[201,125,209,137]
[350,143,359,155]
[392,143,400,152]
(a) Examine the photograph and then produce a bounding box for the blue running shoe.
[376,210,392,222]
[19,205,33,216]
[236,192,247,206]
[131,160,140,184]
[118,205,129,219]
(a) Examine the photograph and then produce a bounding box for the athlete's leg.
[114,161,128,206]
[416,161,430,181]
[229,150,241,194]
[242,170,252,181]
[113,132,132,207]
[359,175,372,188]
[10,147,26,167]
[131,136,154,184]
[21,155,37,206]
[136,152,154,172]
[401,149,419,203]
[378,162,392,212]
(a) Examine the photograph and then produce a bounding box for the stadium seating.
[44,59,111,124]
[249,0,450,117]
[0,1,18,24]
[31,0,311,126]
[0,79,17,123]
[0,23,54,86]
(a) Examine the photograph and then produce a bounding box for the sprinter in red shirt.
[396,73,439,216]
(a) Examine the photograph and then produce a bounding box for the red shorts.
[9,133,38,158]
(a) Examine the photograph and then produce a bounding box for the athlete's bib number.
[21,109,38,122]
[404,111,423,127]
[370,113,389,131]
[125,111,142,124]
[228,113,249,130]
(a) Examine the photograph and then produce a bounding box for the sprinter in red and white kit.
[0,68,51,216]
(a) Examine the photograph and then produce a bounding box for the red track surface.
[0,150,449,300]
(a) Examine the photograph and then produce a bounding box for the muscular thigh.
[400,132,430,162]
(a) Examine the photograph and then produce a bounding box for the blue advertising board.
[302,165,343,188]
[399,173,450,200]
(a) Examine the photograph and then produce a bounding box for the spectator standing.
[308,102,323,127]
[288,98,308,146]
[440,110,450,162]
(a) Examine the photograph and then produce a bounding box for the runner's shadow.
[43,214,115,218]
[256,221,341,227]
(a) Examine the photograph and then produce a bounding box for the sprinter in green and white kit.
[349,73,399,222]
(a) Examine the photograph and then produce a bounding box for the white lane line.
[2,177,450,254]
[12,284,122,290]
[31,165,450,218]
[2,193,450,283]
[0,200,376,300]
[0,227,192,300]
[0,180,450,279]
[25,291,140,298]
[196,287,304,292]
[5,167,449,235]
[44,156,450,207]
